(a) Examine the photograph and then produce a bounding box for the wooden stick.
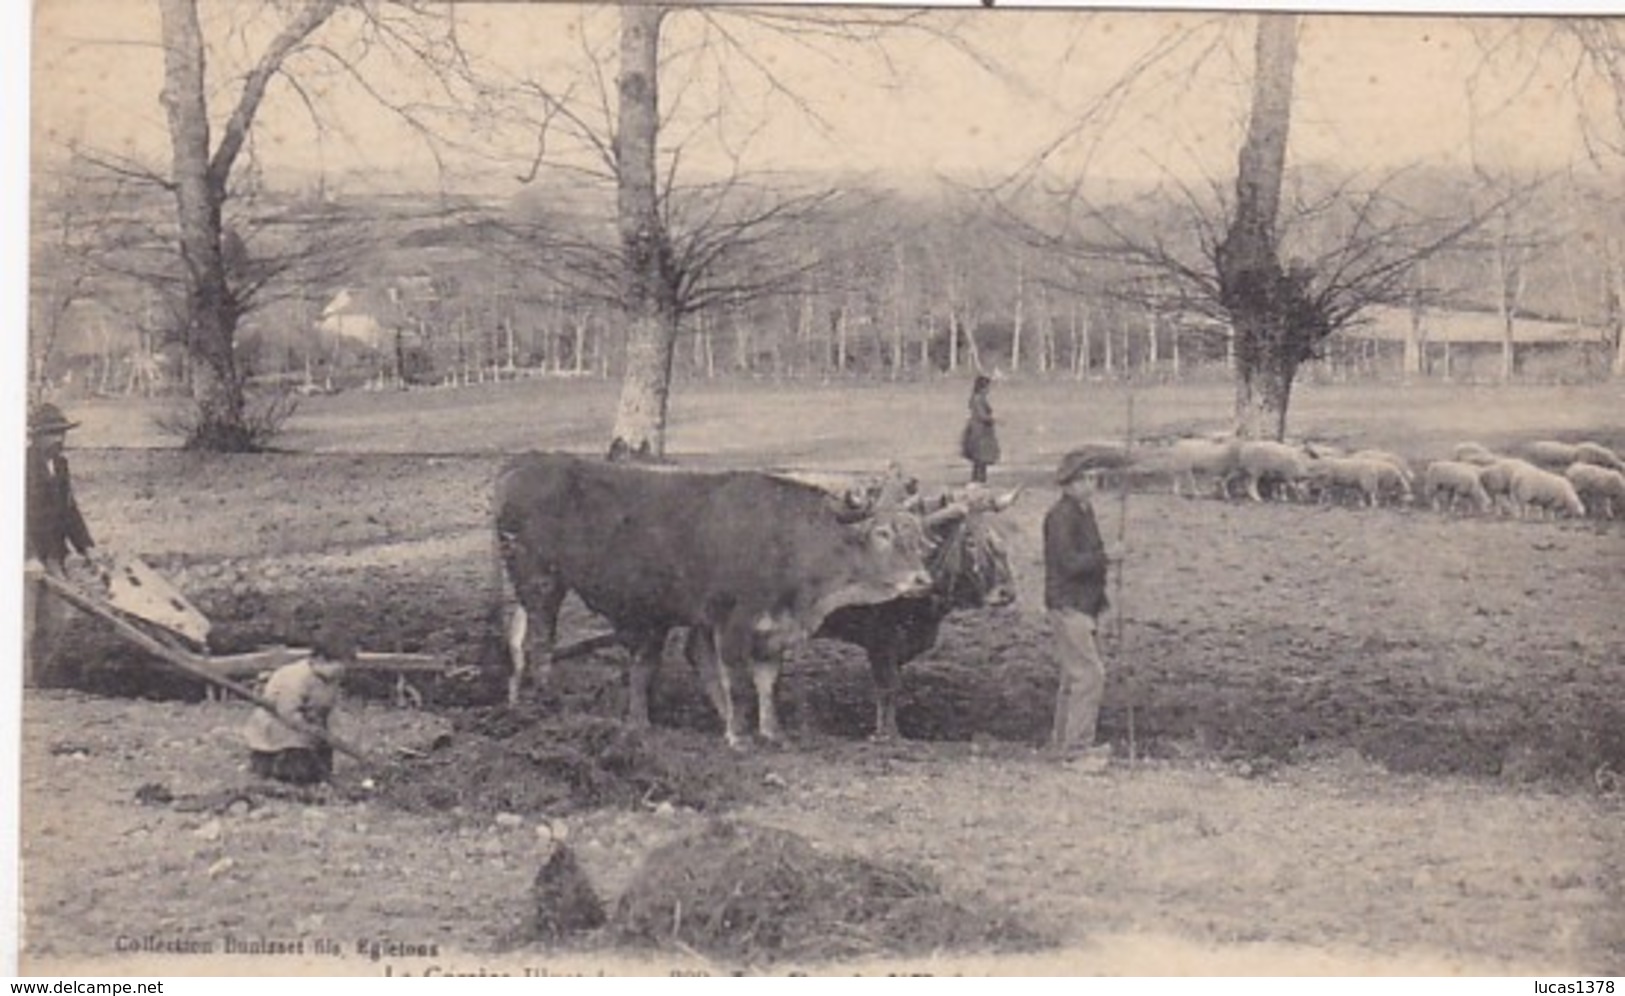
[38,573,380,769]
[194,648,446,680]
[1116,388,1136,764]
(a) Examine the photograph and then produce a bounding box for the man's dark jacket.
[26,446,93,565]
[1043,493,1108,616]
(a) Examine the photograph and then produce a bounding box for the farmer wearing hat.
[24,403,97,685]
[1044,448,1115,771]
[244,623,354,785]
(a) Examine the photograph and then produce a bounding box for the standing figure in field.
[1043,449,1115,772]
[24,403,97,686]
[244,625,353,785]
[960,374,1000,484]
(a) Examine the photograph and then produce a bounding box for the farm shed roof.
[1339,305,1603,345]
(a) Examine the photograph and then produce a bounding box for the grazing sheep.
[1452,442,1500,467]
[1573,441,1625,473]
[1236,440,1311,502]
[1421,461,1493,514]
[1478,458,1540,516]
[1564,464,1625,519]
[1509,464,1586,519]
[1524,440,1580,469]
[1301,458,1356,505]
[1168,437,1242,499]
[1300,456,1404,507]
[1349,449,1416,488]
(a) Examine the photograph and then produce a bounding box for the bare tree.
[1001,15,1518,437]
[494,6,972,457]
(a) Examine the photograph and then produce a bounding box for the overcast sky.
[28,2,1621,198]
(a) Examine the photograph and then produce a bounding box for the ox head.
[101,555,212,648]
[918,486,1021,609]
[811,473,937,618]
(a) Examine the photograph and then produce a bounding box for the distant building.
[1324,305,1611,382]
[318,288,390,349]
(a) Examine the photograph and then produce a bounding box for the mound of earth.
[610,818,1051,965]
[370,708,766,816]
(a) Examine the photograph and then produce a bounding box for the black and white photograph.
[15,0,1625,977]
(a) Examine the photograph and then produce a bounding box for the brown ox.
[496,453,934,748]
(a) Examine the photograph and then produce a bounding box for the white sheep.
[1301,455,1406,507]
[1236,440,1311,502]
[1524,440,1580,469]
[1573,441,1625,473]
[1421,461,1492,514]
[1564,463,1625,519]
[1478,458,1540,516]
[1301,457,1360,505]
[1509,464,1586,519]
[1452,442,1500,467]
[1349,449,1416,489]
[1167,437,1242,499]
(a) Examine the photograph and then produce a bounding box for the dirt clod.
[527,843,606,941]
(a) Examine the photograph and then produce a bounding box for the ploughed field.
[20,379,1625,974]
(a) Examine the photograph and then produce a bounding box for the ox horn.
[992,486,1024,512]
[870,462,914,509]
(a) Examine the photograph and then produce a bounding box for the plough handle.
[37,573,381,770]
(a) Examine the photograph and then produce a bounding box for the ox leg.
[505,605,530,706]
[752,656,785,745]
[870,652,902,742]
[507,577,567,707]
[687,627,744,750]
[625,629,665,728]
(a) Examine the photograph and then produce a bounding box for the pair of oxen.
[496,453,1019,748]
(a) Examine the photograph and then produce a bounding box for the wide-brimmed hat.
[1055,446,1129,485]
[28,403,80,435]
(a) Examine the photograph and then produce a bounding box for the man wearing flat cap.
[1043,449,1115,770]
[25,403,98,686]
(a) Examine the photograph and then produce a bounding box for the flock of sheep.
[1153,434,1625,521]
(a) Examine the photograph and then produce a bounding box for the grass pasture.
[21,376,1625,975]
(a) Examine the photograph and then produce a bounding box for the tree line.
[30,5,1625,450]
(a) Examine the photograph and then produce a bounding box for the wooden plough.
[36,561,452,772]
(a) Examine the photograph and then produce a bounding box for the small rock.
[763,772,788,789]
[207,858,236,879]
[495,813,524,829]
[193,819,223,842]
[653,801,675,816]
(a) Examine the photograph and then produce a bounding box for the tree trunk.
[1103,311,1114,374]
[157,0,340,450]
[1608,237,1625,378]
[159,0,244,447]
[1216,13,1299,440]
[891,244,906,380]
[1010,254,1024,373]
[1496,212,1521,384]
[608,4,675,461]
[1070,303,1083,379]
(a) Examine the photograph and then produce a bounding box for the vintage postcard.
[15,0,1625,978]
